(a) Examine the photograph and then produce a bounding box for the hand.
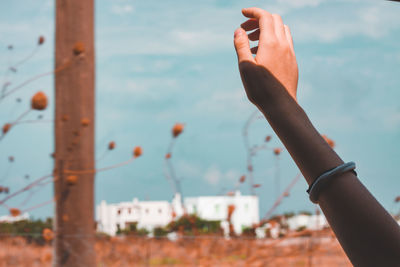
[234,8,298,106]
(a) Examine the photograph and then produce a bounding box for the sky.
[0,0,399,220]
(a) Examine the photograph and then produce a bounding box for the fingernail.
[234,28,243,37]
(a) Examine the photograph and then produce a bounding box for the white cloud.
[204,165,239,185]
[276,0,324,8]
[291,3,400,43]
[194,89,251,118]
[111,4,134,15]
[176,160,202,178]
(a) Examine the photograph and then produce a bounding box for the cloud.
[276,0,324,8]
[194,89,251,118]
[111,4,134,15]
[204,165,239,185]
[290,3,400,43]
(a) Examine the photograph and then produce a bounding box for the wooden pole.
[54,0,96,266]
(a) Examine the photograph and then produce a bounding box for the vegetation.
[0,218,52,245]
[167,214,222,235]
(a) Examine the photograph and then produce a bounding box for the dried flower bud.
[395,196,400,203]
[172,123,184,138]
[66,175,78,185]
[283,192,289,197]
[165,153,171,159]
[40,252,52,263]
[31,91,48,110]
[9,208,21,217]
[265,135,272,142]
[227,205,236,219]
[253,184,261,188]
[133,146,142,158]
[4,187,9,194]
[62,214,69,222]
[0,187,3,193]
[2,123,11,134]
[8,156,14,162]
[42,228,54,241]
[239,175,246,183]
[61,114,69,122]
[273,148,282,156]
[81,118,90,127]
[73,42,85,55]
[38,36,45,45]
[247,165,253,172]
[108,141,116,150]
[322,135,335,149]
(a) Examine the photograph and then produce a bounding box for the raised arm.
[234,7,400,266]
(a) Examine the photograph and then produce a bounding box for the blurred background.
[0,0,399,237]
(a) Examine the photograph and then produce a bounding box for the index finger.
[242,7,269,19]
[241,7,275,51]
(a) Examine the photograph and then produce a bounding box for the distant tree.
[241,226,256,237]
[153,227,169,238]
[168,214,221,235]
[0,218,52,244]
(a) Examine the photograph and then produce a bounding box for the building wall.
[96,191,259,236]
[286,214,328,230]
[97,199,173,236]
[185,191,259,234]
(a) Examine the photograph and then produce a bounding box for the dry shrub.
[38,36,45,45]
[133,146,142,158]
[73,42,85,55]
[66,175,78,185]
[81,118,90,127]
[42,229,53,242]
[108,141,116,150]
[273,148,282,155]
[172,123,184,138]
[31,92,48,111]
[2,123,11,134]
[9,208,21,217]
[322,134,335,148]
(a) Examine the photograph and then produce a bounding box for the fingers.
[272,14,285,41]
[234,28,255,63]
[240,8,293,55]
[248,29,260,41]
[242,7,274,45]
[241,19,258,31]
[284,25,295,54]
[242,7,267,20]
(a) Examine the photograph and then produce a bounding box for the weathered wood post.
[54,0,96,265]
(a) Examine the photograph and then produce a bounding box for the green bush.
[167,214,221,235]
[153,227,169,238]
[0,218,53,245]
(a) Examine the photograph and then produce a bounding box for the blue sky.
[0,0,399,219]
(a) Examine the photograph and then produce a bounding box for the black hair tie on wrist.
[307,162,357,204]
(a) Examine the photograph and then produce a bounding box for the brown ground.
[0,230,352,267]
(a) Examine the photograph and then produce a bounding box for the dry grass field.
[0,229,352,267]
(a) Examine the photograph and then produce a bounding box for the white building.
[96,191,259,236]
[0,213,29,223]
[185,191,259,235]
[287,214,328,231]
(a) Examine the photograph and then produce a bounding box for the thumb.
[234,28,254,63]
